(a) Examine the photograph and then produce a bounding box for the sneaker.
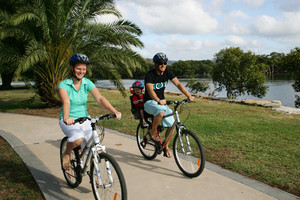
[143,122,149,127]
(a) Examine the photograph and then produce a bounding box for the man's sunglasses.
[157,61,167,65]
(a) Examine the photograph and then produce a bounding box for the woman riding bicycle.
[143,52,195,158]
[58,53,121,170]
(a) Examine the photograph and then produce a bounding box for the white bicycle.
[60,114,127,200]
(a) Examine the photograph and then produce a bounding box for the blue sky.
[98,0,300,61]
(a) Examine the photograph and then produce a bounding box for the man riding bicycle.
[143,52,195,158]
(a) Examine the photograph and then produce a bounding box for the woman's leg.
[62,138,83,170]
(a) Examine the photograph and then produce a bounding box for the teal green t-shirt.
[58,77,96,120]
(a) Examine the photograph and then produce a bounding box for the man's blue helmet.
[69,53,90,66]
[153,52,168,63]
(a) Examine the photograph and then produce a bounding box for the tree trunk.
[0,71,14,90]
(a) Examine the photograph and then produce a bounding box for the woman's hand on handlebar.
[64,117,74,125]
[114,111,122,120]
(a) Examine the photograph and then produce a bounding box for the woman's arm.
[90,87,121,120]
[58,88,74,125]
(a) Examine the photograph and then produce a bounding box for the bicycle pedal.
[156,142,163,154]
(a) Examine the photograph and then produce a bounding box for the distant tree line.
[116,47,299,80]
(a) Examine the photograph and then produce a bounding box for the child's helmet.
[132,81,144,89]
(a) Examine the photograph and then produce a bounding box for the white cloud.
[114,0,300,60]
[230,23,252,35]
[209,0,226,15]
[244,0,265,8]
[118,0,218,35]
[273,0,300,12]
[226,35,248,46]
[226,10,251,35]
[229,10,250,19]
[254,12,300,37]
[164,35,202,51]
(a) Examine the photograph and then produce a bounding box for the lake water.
[95,76,300,108]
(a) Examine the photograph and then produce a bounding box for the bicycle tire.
[90,152,127,200]
[136,123,158,160]
[60,137,82,188]
[173,128,205,178]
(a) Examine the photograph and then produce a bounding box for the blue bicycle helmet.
[132,81,144,89]
[153,52,168,63]
[69,53,90,66]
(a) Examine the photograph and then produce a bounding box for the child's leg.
[140,109,145,122]
[140,109,149,127]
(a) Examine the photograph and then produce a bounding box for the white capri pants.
[59,118,92,148]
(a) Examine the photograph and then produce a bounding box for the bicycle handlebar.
[166,98,192,105]
[74,114,116,124]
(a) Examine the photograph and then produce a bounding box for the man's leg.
[150,110,165,141]
[164,126,176,157]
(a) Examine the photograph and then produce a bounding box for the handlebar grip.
[108,113,116,119]
[99,113,116,120]
[184,98,191,103]
[166,100,173,105]
[74,117,90,124]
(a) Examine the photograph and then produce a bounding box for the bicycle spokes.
[173,129,205,178]
[91,153,127,200]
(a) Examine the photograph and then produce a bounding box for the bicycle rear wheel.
[91,152,127,200]
[60,137,82,188]
[173,128,205,178]
[136,123,158,160]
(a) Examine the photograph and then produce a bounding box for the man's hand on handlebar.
[188,96,195,102]
[158,99,167,105]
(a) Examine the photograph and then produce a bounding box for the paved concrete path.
[0,113,298,200]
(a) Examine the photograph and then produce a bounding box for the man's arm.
[171,77,195,101]
[146,83,166,105]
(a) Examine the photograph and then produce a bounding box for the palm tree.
[3,0,146,106]
[0,0,27,89]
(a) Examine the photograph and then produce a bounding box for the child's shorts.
[144,100,175,128]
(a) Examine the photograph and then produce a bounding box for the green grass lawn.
[1,87,300,196]
[0,137,43,200]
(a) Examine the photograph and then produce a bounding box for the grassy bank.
[0,87,300,196]
[0,137,43,199]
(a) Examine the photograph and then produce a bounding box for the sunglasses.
[157,61,167,65]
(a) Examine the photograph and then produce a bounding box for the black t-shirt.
[144,68,176,102]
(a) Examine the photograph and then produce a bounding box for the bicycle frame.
[158,100,187,149]
[137,99,205,177]
[75,117,113,188]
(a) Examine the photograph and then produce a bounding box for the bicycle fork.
[92,146,114,188]
[177,126,193,155]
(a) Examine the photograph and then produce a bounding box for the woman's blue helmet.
[69,53,90,66]
[132,81,144,89]
[153,52,168,63]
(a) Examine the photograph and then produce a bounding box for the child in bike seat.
[130,81,149,127]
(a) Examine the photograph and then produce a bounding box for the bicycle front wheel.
[60,137,81,188]
[173,128,205,178]
[90,152,127,200]
[136,123,158,160]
